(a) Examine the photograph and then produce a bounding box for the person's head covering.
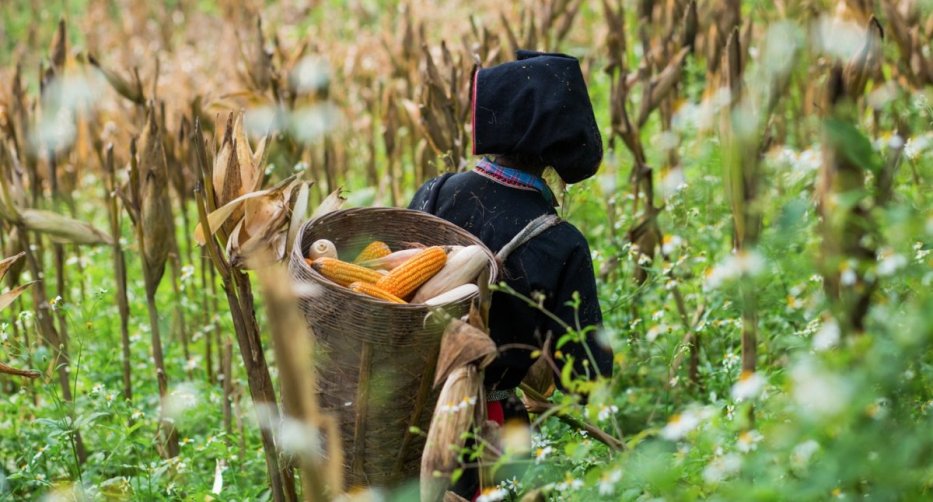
[471,50,602,184]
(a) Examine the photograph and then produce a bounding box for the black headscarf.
[471,50,603,184]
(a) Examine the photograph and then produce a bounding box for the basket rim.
[289,207,498,311]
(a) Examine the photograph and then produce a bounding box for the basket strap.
[495,214,561,263]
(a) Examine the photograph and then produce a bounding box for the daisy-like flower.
[534,445,553,464]
[598,469,623,495]
[476,487,508,502]
[877,249,907,277]
[661,234,683,255]
[812,319,840,351]
[702,453,742,483]
[791,359,852,418]
[791,439,820,468]
[661,406,714,440]
[597,404,619,422]
[731,371,766,402]
[736,430,764,453]
[705,250,765,289]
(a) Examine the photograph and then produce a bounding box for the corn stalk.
[192,117,298,502]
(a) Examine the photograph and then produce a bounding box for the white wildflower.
[476,487,509,502]
[661,234,683,255]
[598,405,620,422]
[731,371,766,402]
[722,352,740,370]
[736,430,764,453]
[791,439,820,468]
[705,250,765,288]
[661,406,714,441]
[598,470,622,496]
[877,249,907,276]
[534,445,553,463]
[791,359,852,419]
[702,453,742,483]
[813,319,840,351]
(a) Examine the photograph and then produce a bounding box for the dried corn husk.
[137,106,174,290]
[433,319,496,388]
[420,365,481,502]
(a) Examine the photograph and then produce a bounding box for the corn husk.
[420,365,481,502]
[433,319,496,388]
[137,107,174,291]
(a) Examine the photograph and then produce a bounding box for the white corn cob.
[411,245,487,303]
[359,248,422,269]
[424,283,479,306]
[309,239,338,260]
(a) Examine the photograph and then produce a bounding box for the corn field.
[0,0,931,500]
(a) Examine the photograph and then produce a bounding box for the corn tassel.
[377,246,446,298]
[353,241,392,264]
[309,257,382,287]
[349,281,406,304]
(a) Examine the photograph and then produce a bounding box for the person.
[409,50,613,498]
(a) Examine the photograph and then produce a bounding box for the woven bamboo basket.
[288,207,498,489]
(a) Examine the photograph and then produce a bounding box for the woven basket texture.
[288,207,498,488]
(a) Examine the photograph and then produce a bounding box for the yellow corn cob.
[376,246,447,298]
[309,257,382,287]
[349,281,406,304]
[353,241,392,264]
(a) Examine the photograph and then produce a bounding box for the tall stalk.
[102,145,134,401]
[128,112,180,458]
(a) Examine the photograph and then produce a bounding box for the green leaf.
[824,118,882,174]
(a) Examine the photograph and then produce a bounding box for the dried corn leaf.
[193,189,273,245]
[0,282,33,312]
[421,365,481,502]
[212,115,235,206]
[0,252,25,283]
[21,209,113,245]
[286,181,311,254]
[309,189,346,221]
[88,54,145,105]
[434,319,496,388]
[234,113,264,193]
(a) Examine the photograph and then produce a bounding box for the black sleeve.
[408,173,454,213]
[544,241,613,390]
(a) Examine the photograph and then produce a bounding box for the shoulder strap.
[496,214,561,263]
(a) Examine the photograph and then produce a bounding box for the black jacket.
[409,171,613,391]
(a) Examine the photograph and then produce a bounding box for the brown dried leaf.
[286,181,311,253]
[21,209,113,245]
[309,189,346,221]
[0,252,25,284]
[0,282,33,312]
